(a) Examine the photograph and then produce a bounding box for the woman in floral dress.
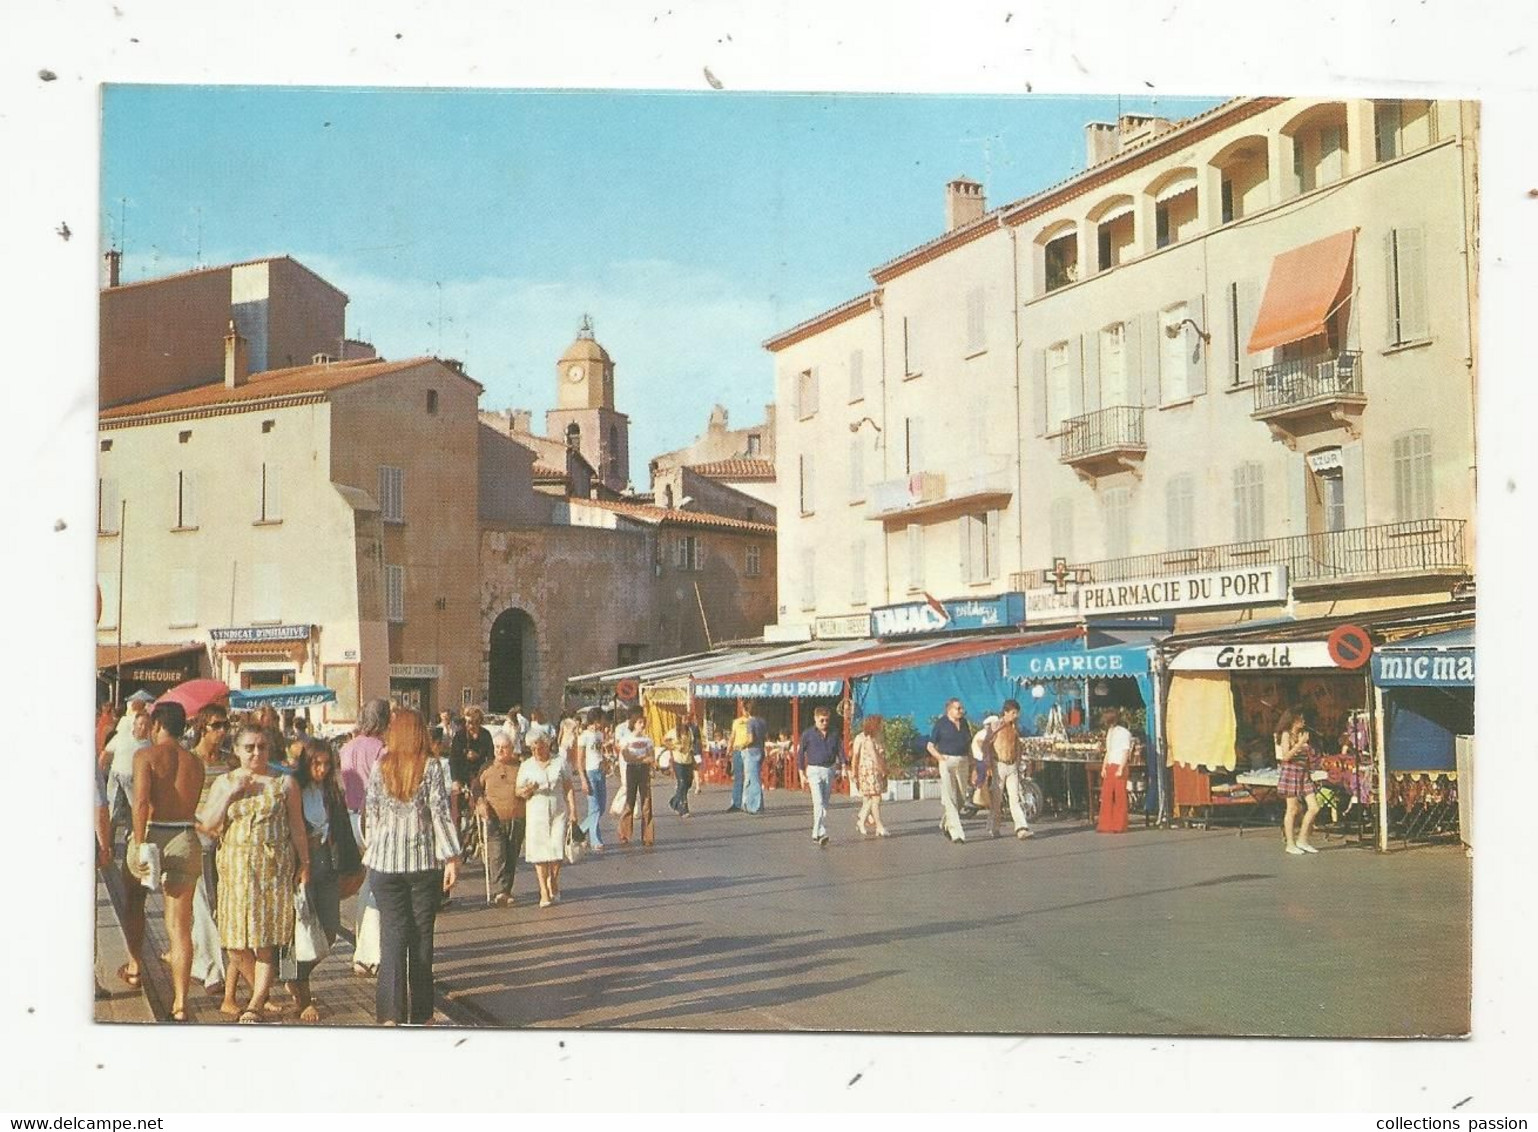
[851,715,890,838]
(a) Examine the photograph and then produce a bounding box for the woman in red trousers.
[1097,709,1132,834]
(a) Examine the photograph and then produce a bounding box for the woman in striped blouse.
[363,708,461,1025]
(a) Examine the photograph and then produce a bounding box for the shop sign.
[813,613,873,640]
[1372,651,1475,687]
[1307,448,1344,474]
[872,592,1026,637]
[210,624,312,643]
[1078,566,1286,616]
[128,668,186,683]
[1023,586,1080,625]
[1012,651,1136,677]
[389,663,443,680]
[692,679,843,700]
[1169,641,1339,671]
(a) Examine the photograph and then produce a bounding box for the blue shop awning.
[229,684,338,710]
[1372,626,1475,688]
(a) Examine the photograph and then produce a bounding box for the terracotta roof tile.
[100,356,454,420]
[688,458,776,480]
[576,497,775,535]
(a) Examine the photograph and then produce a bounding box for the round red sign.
[615,678,640,701]
[1326,624,1373,670]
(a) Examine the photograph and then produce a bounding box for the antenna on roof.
[195,207,203,268]
[435,281,443,356]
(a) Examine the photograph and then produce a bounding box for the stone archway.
[488,607,538,713]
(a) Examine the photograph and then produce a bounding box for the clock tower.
[545,315,631,494]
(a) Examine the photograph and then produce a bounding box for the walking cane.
[480,814,491,906]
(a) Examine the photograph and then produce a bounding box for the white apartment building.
[769,97,1476,636]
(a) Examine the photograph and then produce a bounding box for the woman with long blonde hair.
[851,715,891,837]
[362,708,460,1025]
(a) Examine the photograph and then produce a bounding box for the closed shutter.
[1032,349,1048,435]
[98,478,120,534]
[808,368,820,417]
[1186,293,1207,397]
[959,514,973,582]
[1384,232,1402,345]
[1396,227,1430,342]
[97,571,120,629]
[1122,318,1143,407]
[1140,310,1162,407]
[385,564,405,623]
[178,470,198,528]
[1067,336,1085,421]
[987,509,1002,581]
[1237,278,1264,379]
[260,462,283,521]
[1081,331,1101,414]
[1288,454,1309,536]
[1342,441,1366,528]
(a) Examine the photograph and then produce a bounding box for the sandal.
[299,1004,321,1023]
[168,1009,189,1023]
[115,962,141,990]
[237,1009,264,1024]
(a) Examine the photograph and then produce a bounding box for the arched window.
[565,422,581,450]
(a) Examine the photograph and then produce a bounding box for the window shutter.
[958,514,972,582]
[987,509,1002,581]
[1237,278,1264,379]
[1083,331,1102,414]
[1186,293,1207,397]
[808,368,820,417]
[1032,349,1048,436]
[1122,318,1143,407]
[1342,441,1366,528]
[266,463,282,521]
[800,548,816,610]
[1384,231,1403,345]
[99,478,120,534]
[1140,310,1162,407]
[1397,227,1430,342]
[849,350,864,401]
[1288,455,1310,536]
[181,470,197,527]
[1066,336,1084,420]
[789,370,800,420]
[97,571,119,628]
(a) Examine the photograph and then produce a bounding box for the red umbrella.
[157,678,230,715]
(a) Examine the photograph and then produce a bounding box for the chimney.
[102,250,121,289]
[1116,113,1173,152]
[945,176,986,231]
[224,321,249,388]
[1085,121,1119,167]
[510,409,533,434]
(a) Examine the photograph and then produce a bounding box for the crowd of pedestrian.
[97,683,1155,1027]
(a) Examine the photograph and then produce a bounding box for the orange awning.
[1247,229,1357,354]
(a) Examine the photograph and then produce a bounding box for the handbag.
[564,824,587,865]
[292,885,330,964]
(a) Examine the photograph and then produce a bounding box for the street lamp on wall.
[1164,317,1211,344]
[849,416,884,447]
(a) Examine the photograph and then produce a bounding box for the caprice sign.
[1076,565,1287,616]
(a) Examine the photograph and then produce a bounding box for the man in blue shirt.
[927,698,973,843]
[797,706,843,846]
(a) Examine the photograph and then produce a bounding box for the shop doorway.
[488,607,538,713]
[391,678,434,717]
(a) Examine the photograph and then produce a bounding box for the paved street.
[431,784,1471,1038]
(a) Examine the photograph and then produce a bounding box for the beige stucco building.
[98,344,483,727]
[768,97,1476,636]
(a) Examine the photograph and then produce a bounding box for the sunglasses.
[208,721,229,730]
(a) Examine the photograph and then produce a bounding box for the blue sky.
[102,86,1222,482]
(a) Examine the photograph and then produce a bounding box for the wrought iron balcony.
[866,455,1013,520]
[1252,350,1365,437]
[1011,518,1468,595]
[1058,405,1146,480]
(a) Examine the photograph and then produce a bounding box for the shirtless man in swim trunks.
[121,701,206,1021]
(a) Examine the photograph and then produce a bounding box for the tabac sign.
[1077,566,1287,617]
[872,592,1027,637]
[692,679,844,700]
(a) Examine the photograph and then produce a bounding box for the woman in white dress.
[517,736,579,908]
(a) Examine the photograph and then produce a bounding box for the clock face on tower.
[567,364,585,383]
